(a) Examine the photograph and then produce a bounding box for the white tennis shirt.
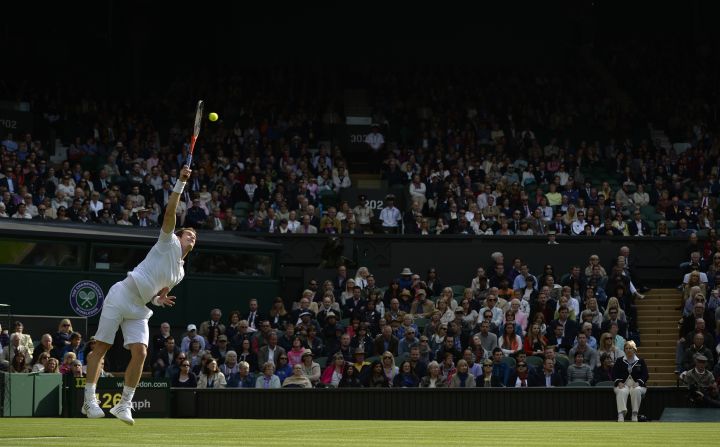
[128,230,185,304]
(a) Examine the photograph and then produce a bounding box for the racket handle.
[186,153,193,167]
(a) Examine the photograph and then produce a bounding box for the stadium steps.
[355,173,383,189]
[635,289,681,387]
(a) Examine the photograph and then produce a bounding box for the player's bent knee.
[129,343,147,359]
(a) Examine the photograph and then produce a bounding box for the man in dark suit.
[551,212,569,235]
[529,357,566,387]
[343,286,366,318]
[0,167,17,194]
[154,180,173,208]
[619,245,649,293]
[245,298,264,331]
[130,208,156,227]
[152,337,181,378]
[332,265,348,294]
[33,204,53,221]
[262,208,279,233]
[628,210,650,236]
[509,210,524,233]
[373,325,399,357]
[601,316,628,340]
[93,169,112,195]
[666,196,683,222]
[548,306,579,355]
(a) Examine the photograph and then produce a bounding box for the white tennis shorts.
[94,277,153,349]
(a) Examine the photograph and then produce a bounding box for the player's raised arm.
[162,165,192,234]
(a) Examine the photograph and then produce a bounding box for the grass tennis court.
[1,419,717,446]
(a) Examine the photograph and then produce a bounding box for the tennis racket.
[186,99,204,166]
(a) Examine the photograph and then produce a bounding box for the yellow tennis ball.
[208,112,219,122]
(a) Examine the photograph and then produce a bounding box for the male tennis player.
[83,165,196,425]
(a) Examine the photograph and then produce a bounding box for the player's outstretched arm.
[162,165,192,234]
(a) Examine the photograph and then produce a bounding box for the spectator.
[199,308,226,337]
[680,333,714,373]
[52,319,73,358]
[219,351,239,378]
[364,360,390,388]
[12,321,33,356]
[477,358,504,387]
[448,359,475,388]
[197,359,226,389]
[507,360,531,388]
[32,352,51,373]
[152,337,180,378]
[283,363,313,388]
[321,353,346,387]
[59,352,77,375]
[299,349,321,386]
[43,358,60,374]
[338,363,363,388]
[593,353,616,385]
[172,358,197,387]
[567,351,593,383]
[180,324,206,353]
[393,360,420,388]
[226,361,255,388]
[255,361,281,389]
[529,357,565,387]
[2,332,32,370]
[62,332,85,364]
[680,354,719,408]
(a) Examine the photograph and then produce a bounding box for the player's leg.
[110,317,150,425]
[83,293,123,419]
[86,341,112,384]
[123,342,148,392]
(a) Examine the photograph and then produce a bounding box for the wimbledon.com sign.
[69,377,170,418]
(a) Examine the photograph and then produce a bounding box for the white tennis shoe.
[109,402,135,425]
[81,398,105,419]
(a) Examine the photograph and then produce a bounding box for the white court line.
[0,437,67,440]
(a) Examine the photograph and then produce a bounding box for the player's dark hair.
[175,227,197,238]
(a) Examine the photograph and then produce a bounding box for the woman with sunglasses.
[172,358,197,388]
[52,319,73,358]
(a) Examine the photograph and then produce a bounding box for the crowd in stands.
[4,248,716,400]
[2,42,720,413]
[1,51,719,239]
[676,239,720,406]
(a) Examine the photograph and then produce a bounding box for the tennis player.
[83,165,196,425]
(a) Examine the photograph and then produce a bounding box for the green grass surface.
[2,419,716,446]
